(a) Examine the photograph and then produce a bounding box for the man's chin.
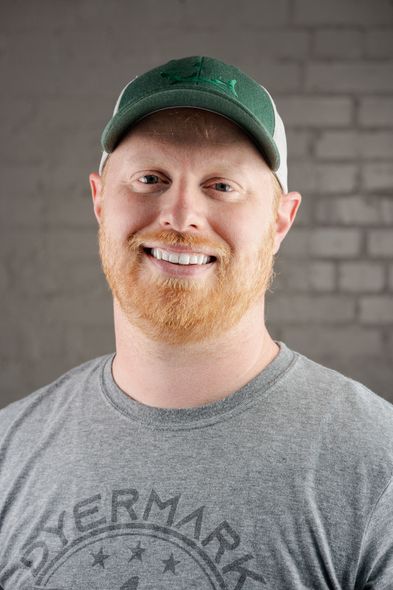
[112,276,269,347]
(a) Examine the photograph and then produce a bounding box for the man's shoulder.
[290,345,393,446]
[293,347,391,406]
[0,353,112,435]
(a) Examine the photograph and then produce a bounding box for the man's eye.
[138,174,161,184]
[136,176,233,193]
[211,182,233,192]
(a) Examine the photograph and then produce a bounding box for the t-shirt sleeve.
[356,473,393,589]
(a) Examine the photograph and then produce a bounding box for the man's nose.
[157,180,207,232]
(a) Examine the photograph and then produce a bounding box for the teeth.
[150,248,212,265]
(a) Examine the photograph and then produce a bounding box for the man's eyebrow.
[123,153,250,172]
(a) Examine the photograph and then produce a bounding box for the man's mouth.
[143,247,216,266]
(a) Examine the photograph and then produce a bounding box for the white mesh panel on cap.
[259,85,288,194]
[113,75,138,116]
[99,76,138,175]
[272,111,288,194]
[99,151,109,175]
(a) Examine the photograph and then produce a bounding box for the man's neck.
[111,300,279,409]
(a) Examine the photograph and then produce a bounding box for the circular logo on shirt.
[32,522,227,589]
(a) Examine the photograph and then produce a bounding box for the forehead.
[120,107,262,151]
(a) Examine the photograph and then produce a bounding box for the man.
[0,56,392,590]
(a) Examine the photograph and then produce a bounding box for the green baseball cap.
[99,55,288,193]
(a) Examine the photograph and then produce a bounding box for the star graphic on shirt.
[127,540,146,563]
[162,552,181,575]
[90,546,110,568]
[120,576,140,589]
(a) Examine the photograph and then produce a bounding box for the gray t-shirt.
[1,340,393,590]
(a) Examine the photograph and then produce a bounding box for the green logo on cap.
[160,57,238,97]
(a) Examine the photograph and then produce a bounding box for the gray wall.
[1,0,393,408]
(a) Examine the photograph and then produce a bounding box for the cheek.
[222,211,262,253]
[103,195,151,239]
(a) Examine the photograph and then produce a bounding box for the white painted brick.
[81,0,192,31]
[268,294,356,322]
[315,132,357,160]
[290,162,357,194]
[178,0,291,27]
[288,163,316,193]
[0,33,5,55]
[338,262,385,292]
[39,258,105,299]
[1,358,41,408]
[367,230,393,257]
[306,63,393,93]
[2,29,137,98]
[0,230,44,297]
[141,30,308,66]
[157,0,239,28]
[29,96,106,132]
[366,30,393,58]
[274,259,336,292]
[358,131,393,158]
[40,289,112,326]
[316,164,357,194]
[241,31,309,59]
[362,163,393,191]
[63,324,115,366]
[0,261,8,296]
[0,98,35,160]
[308,261,337,291]
[0,164,44,196]
[138,35,232,68]
[0,96,102,185]
[310,228,362,258]
[0,193,45,228]
[2,128,98,178]
[360,296,393,323]
[43,229,98,262]
[313,29,363,59]
[294,0,393,25]
[359,98,393,127]
[1,296,64,362]
[2,227,100,297]
[315,196,393,226]
[281,325,383,358]
[287,192,312,226]
[278,228,311,258]
[315,131,393,159]
[277,97,352,127]
[380,198,393,224]
[286,130,311,158]
[233,0,290,26]
[244,62,302,93]
[1,0,79,31]
[43,190,93,228]
[107,20,299,67]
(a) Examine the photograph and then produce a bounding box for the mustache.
[127,229,231,259]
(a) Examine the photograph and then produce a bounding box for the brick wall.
[1,0,392,406]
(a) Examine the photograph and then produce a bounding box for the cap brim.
[101,87,281,171]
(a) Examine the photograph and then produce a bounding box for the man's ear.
[89,172,104,225]
[273,191,302,255]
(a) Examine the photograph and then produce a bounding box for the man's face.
[93,108,280,346]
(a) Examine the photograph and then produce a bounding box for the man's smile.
[143,248,217,277]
